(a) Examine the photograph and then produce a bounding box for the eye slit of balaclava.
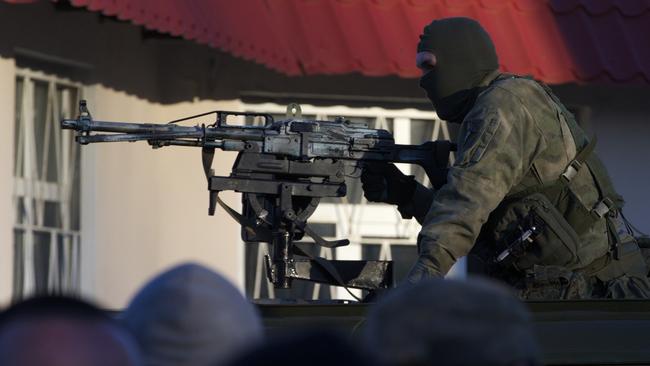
[417,17,499,122]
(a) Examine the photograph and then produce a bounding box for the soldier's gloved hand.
[361,162,416,206]
[406,255,443,284]
[361,287,392,303]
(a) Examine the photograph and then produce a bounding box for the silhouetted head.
[227,329,374,366]
[121,263,264,366]
[363,277,540,366]
[0,295,141,366]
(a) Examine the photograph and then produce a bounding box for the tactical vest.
[478,75,647,284]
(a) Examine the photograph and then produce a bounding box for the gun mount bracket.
[286,103,302,120]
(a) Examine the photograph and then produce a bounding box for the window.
[13,69,83,299]
[241,103,462,300]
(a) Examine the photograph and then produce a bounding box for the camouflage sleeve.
[407,87,548,281]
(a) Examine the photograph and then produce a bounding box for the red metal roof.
[8,0,650,84]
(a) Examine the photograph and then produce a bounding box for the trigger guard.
[345,164,362,178]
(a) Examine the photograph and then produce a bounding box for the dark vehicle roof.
[258,300,650,366]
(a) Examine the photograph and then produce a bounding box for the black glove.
[362,287,392,303]
[361,162,416,206]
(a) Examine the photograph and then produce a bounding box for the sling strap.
[501,77,621,223]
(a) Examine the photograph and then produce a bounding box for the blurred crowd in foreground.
[0,263,541,366]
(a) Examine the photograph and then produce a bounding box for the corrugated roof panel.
[364,1,422,76]
[5,0,650,84]
[628,14,650,79]
[549,0,650,16]
[328,0,400,75]
[553,0,650,83]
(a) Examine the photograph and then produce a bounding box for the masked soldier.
[362,17,650,299]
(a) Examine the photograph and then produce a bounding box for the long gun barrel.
[62,101,454,295]
[62,101,454,180]
[61,117,265,146]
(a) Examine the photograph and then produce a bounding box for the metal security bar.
[13,69,82,299]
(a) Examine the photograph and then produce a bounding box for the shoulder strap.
[504,136,594,202]
[504,79,623,214]
[560,136,596,183]
[536,81,624,208]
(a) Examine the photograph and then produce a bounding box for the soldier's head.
[416,17,499,122]
[0,295,142,366]
[363,277,540,366]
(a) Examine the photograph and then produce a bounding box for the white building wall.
[80,87,243,309]
[0,68,248,309]
[0,56,16,307]
[0,62,244,308]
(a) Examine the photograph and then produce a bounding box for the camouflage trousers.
[515,264,650,300]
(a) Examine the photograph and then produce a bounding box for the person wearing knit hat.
[363,277,541,366]
[361,17,650,299]
[121,263,264,366]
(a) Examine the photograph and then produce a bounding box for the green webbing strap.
[537,80,623,213]
[503,137,595,202]
[500,77,596,202]
[561,136,597,182]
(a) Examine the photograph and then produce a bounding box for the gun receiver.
[62,101,455,298]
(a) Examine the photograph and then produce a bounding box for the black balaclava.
[417,17,499,122]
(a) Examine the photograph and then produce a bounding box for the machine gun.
[61,101,454,299]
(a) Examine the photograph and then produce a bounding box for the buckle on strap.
[591,197,614,219]
[561,160,582,182]
[614,240,641,260]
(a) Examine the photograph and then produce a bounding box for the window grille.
[241,103,463,300]
[13,69,83,299]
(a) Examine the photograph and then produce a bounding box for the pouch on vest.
[491,193,580,271]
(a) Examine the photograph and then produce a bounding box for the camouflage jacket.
[404,72,610,281]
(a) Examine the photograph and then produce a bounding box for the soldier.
[362,17,650,299]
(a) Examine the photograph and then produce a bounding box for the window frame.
[13,68,84,299]
[240,102,463,300]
